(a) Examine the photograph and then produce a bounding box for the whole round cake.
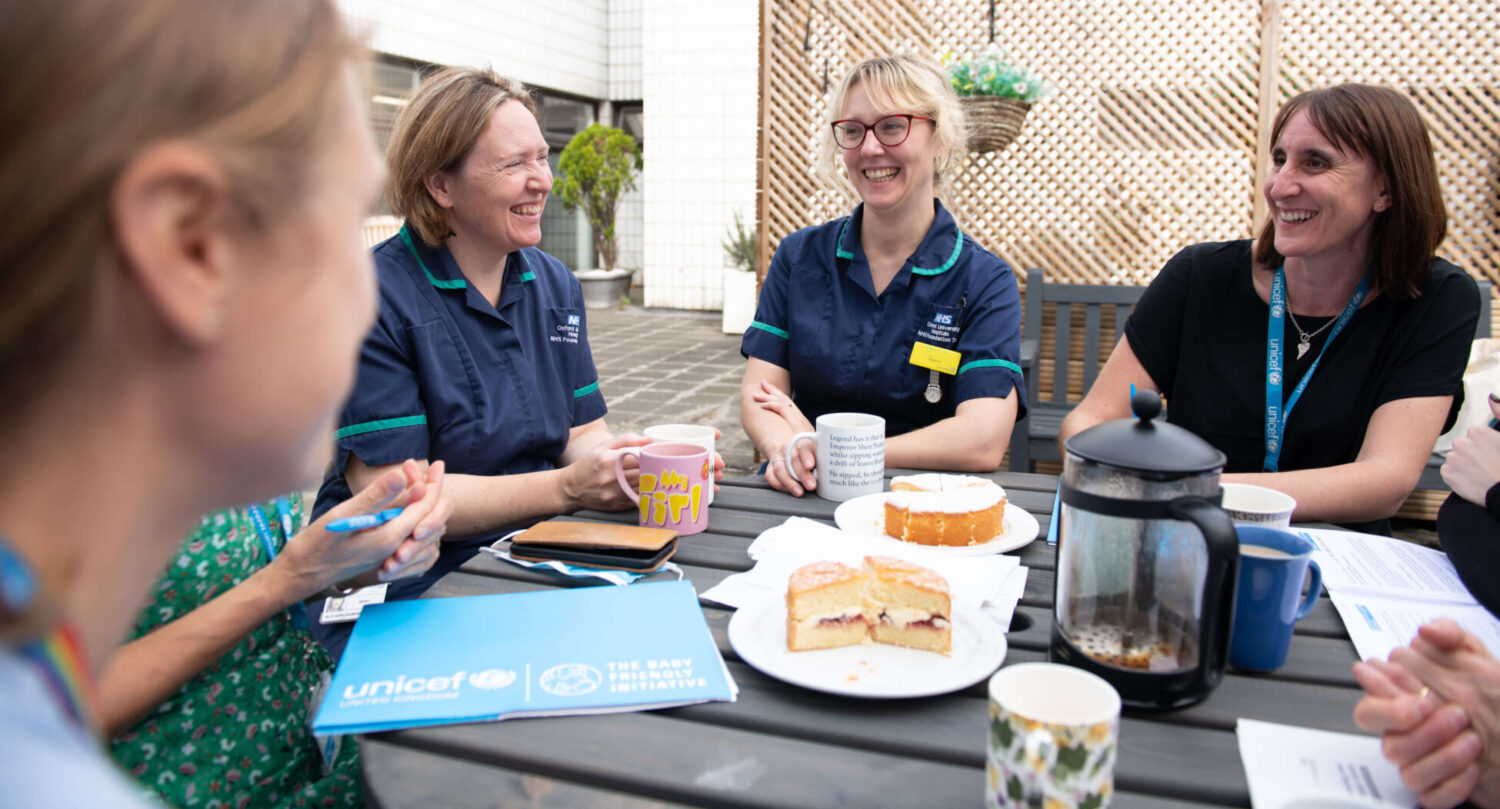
[883,473,1006,546]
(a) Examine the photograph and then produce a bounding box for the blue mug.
[1229,526,1323,671]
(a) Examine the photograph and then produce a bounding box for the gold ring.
[1418,686,1431,700]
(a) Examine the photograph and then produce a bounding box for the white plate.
[728,598,1006,698]
[832,493,1040,556]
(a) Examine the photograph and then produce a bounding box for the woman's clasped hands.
[753,379,818,496]
[1354,619,1500,808]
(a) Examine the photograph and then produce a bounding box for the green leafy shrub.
[557,123,642,272]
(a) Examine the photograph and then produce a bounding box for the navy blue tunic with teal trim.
[309,225,606,657]
[741,200,1026,435]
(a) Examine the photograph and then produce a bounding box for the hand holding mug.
[783,413,885,502]
[562,433,652,512]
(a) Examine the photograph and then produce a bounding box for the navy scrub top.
[741,200,1026,435]
[309,225,606,655]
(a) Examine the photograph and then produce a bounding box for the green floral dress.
[110,495,363,808]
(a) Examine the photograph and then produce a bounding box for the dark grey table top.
[361,472,1366,809]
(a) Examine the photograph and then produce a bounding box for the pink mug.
[614,442,711,535]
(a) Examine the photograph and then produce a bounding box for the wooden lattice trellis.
[755,0,1500,309]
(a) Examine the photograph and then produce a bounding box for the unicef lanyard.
[1263,266,1370,472]
[249,498,308,631]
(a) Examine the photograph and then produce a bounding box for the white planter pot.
[575,269,632,310]
[721,269,757,334]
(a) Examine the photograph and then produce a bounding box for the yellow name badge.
[908,341,961,375]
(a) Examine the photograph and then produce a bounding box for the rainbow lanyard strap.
[21,623,97,733]
[0,537,98,734]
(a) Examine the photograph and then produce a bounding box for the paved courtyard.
[587,306,757,476]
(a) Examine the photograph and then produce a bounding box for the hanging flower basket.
[961,95,1032,153]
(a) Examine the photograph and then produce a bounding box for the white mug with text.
[785,412,885,502]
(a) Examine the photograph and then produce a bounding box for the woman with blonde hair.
[311,66,721,658]
[0,0,447,804]
[741,54,1026,496]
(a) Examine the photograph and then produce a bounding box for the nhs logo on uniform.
[933,313,953,325]
[567,314,581,326]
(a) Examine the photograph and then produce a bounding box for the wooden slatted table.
[361,472,1366,808]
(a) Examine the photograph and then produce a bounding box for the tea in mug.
[1240,544,1293,560]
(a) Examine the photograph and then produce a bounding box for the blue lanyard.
[248,500,309,631]
[1263,266,1370,472]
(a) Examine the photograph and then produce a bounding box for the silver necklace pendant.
[1296,338,1311,360]
[924,369,942,403]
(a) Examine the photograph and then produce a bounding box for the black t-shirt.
[1126,240,1479,532]
[1439,483,1500,619]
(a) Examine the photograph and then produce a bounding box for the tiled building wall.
[608,0,643,101]
[338,0,609,100]
[641,1,759,310]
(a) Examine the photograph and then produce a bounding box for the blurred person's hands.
[1354,619,1500,808]
[1441,395,1500,508]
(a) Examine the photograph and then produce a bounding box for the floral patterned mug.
[987,663,1121,809]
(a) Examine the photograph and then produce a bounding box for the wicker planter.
[961,96,1032,152]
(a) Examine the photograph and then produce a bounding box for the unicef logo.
[539,663,602,697]
[468,669,517,690]
[1271,304,1283,318]
[1268,371,1281,385]
[1268,439,1279,452]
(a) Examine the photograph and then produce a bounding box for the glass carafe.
[1050,392,1240,710]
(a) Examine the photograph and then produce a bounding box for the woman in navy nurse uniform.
[311,67,661,657]
[741,55,1026,496]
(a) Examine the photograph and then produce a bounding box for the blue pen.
[326,508,403,532]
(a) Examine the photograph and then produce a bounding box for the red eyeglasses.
[830,114,935,149]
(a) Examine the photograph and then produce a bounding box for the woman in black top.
[1061,84,1480,533]
[1439,394,1500,614]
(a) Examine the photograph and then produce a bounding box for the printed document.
[1237,718,1417,809]
[1299,528,1500,660]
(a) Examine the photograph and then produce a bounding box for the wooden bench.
[1007,271,1493,490]
[1007,267,1143,472]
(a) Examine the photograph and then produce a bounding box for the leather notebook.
[509,522,678,573]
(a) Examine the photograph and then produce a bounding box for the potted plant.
[944,48,1050,152]
[721,211,757,334]
[557,123,642,308]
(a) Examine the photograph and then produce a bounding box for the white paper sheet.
[1237,718,1418,809]
[1295,528,1500,661]
[1299,529,1469,602]
[1332,594,1500,663]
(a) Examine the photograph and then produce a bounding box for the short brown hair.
[385,67,536,247]
[0,0,359,428]
[1255,84,1446,299]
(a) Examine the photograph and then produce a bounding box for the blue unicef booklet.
[312,580,737,735]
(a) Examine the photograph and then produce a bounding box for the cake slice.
[863,556,952,654]
[785,560,872,651]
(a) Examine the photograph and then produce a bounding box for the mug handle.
[1294,559,1323,621]
[784,431,817,474]
[615,447,644,504]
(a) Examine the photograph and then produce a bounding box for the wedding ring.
[1418,686,1431,700]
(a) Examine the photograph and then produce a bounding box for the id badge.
[908,341,960,375]
[909,341,961,403]
[318,583,389,624]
